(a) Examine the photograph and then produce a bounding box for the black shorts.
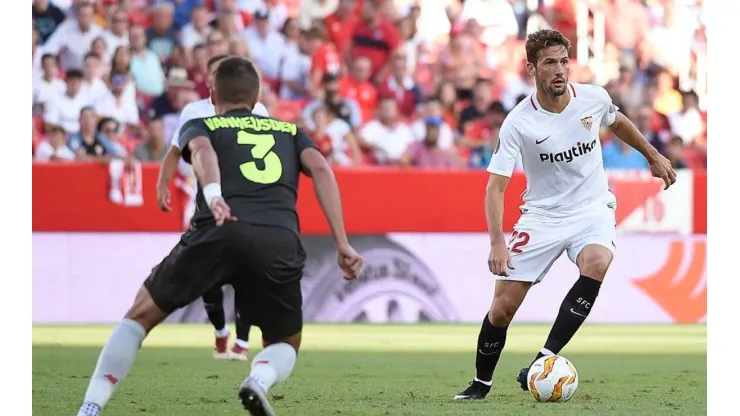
[144,222,306,341]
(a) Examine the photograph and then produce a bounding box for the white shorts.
[500,206,617,284]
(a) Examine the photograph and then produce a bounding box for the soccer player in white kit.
[155,54,270,362]
[454,30,676,400]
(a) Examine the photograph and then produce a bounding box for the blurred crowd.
[32,0,707,170]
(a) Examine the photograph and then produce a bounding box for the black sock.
[202,287,226,331]
[475,313,508,383]
[234,301,250,342]
[538,275,601,361]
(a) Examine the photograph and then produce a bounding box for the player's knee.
[489,299,518,326]
[124,286,168,333]
[263,332,302,353]
[578,250,612,280]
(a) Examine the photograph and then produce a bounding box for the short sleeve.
[170,103,196,148]
[599,87,619,127]
[295,128,319,174]
[295,128,319,154]
[178,119,210,163]
[486,118,522,178]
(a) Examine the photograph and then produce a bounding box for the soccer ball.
[526,355,579,403]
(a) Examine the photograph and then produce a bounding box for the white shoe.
[229,344,249,361]
[239,377,275,416]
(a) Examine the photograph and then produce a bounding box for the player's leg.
[233,224,305,415]
[456,223,565,400]
[516,209,615,390]
[240,332,302,416]
[201,285,231,359]
[77,226,233,416]
[77,285,167,416]
[230,296,251,360]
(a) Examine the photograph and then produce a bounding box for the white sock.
[474,377,493,386]
[215,327,230,337]
[248,343,297,393]
[235,338,249,349]
[540,348,555,356]
[81,319,146,408]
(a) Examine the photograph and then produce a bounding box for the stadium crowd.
[32,0,707,170]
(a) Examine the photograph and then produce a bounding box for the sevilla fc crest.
[580,116,593,131]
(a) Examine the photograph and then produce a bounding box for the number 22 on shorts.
[237,130,283,184]
[508,231,530,254]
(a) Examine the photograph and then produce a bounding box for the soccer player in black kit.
[76,56,363,416]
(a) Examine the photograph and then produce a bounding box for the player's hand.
[156,184,171,212]
[337,244,363,280]
[209,197,237,226]
[648,153,677,190]
[488,241,514,277]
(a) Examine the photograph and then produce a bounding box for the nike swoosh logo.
[536,136,551,145]
[478,349,495,356]
[570,308,587,318]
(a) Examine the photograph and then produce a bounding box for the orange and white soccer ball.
[526,355,579,403]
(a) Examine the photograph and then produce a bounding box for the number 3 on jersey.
[237,130,283,184]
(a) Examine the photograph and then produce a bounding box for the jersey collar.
[531,83,576,113]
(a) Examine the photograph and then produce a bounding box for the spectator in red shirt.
[377,49,422,119]
[307,27,341,97]
[349,0,401,81]
[340,56,378,123]
[324,0,358,56]
[461,101,506,158]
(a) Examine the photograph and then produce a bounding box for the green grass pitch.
[33,324,706,415]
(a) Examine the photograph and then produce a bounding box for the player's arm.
[155,146,181,211]
[300,146,349,247]
[156,105,193,210]
[300,144,363,278]
[485,127,521,276]
[607,110,676,189]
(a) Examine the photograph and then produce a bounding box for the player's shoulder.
[501,95,535,130]
[181,98,214,119]
[179,116,210,133]
[570,82,611,103]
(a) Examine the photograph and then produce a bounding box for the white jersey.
[169,99,270,148]
[487,83,618,218]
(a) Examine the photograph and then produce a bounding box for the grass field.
[33,324,706,415]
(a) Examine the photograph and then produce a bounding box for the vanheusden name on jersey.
[539,139,598,164]
[203,115,297,135]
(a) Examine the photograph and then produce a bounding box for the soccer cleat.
[239,377,276,416]
[516,367,529,391]
[453,380,491,400]
[230,344,249,361]
[213,334,230,359]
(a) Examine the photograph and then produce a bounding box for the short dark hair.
[207,54,230,71]
[66,69,84,80]
[213,56,261,106]
[487,101,506,115]
[425,95,442,105]
[41,53,58,65]
[475,77,492,87]
[682,90,699,102]
[525,29,571,65]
